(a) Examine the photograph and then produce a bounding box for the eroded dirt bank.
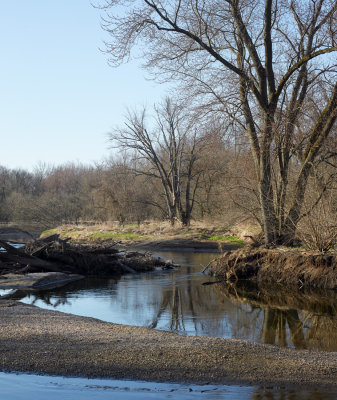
[208,248,337,289]
[0,301,337,388]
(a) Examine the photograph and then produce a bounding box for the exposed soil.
[0,300,337,389]
[0,227,37,243]
[207,247,337,289]
[0,272,84,291]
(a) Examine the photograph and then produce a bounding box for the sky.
[0,1,168,171]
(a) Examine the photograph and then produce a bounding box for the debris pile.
[0,235,175,277]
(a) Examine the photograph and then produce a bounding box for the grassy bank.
[40,221,247,246]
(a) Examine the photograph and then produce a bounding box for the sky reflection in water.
[2,250,337,399]
[9,250,337,351]
[1,373,336,400]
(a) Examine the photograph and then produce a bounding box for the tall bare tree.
[109,98,204,225]
[99,0,337,245]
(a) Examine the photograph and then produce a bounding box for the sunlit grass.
[206,235,245,245]
[40,221,248,245]
[88,231,144,241]
[41,228,58,236]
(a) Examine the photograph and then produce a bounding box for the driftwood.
[0,238,76,274]
[0,234,177,277]
[0,240,24,256]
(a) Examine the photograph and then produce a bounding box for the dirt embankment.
[0,300,337,388]
[207,248,337,289]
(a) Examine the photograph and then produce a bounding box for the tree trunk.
[259,117,278,245]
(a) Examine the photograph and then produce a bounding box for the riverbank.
[207,248,337,289]
[0,300,337,389]
[39,222,247,249]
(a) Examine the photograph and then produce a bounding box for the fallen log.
[0,236,178,277]
[0,240,25,256]
[0,252,76,273]
[24,234,70,256]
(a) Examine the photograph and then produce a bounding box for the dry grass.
[209,248,337,289]
[40,220,246,244]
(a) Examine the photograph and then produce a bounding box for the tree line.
[0,121,239,229]
[0,94,335,250]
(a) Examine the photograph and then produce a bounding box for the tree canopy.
[99,0,337,244]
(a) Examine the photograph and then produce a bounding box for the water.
[2,249,337,399]
[1,372,336,400]
[0,372,253,400]
[10,250,337,351]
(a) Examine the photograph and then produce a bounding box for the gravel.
[0,300,336,388]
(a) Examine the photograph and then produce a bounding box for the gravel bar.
[0,300,337,388]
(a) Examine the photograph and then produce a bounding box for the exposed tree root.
[207,247,337,289]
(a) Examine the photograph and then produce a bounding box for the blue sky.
[0,1,168,170]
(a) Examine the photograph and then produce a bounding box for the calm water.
[2,249,337,399]
[10,250,337,351]
[3,372,337,400]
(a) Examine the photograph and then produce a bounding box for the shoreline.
[0,300,337,389]
[120,238,241,252]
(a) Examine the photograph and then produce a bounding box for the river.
[1,249,337,399]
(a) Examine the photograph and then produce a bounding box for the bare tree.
[109,98,204,225]
[99,0,337,245]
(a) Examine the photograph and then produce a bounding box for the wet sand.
[0,300,336,388]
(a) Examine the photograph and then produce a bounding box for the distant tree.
[109,98,205,225]
[99,0,337,245]
[95,156,157,223]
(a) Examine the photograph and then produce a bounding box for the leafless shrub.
[297,201,337,252]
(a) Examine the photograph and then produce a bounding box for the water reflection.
[262,308,305,348]
[13,250,337,351]
[1,372,336,400]
[251,387,337,400]
[216,280,337,351]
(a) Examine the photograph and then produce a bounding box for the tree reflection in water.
[148,276,337,351]
[216,281,337,351]
[262,308,305,348]
[251,387,337,400]
[17,277,120,309]
[15,251,337,352]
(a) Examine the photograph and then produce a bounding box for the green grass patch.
[207,235,245,245]
[41,228,58,236]
[88,231,144,241]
